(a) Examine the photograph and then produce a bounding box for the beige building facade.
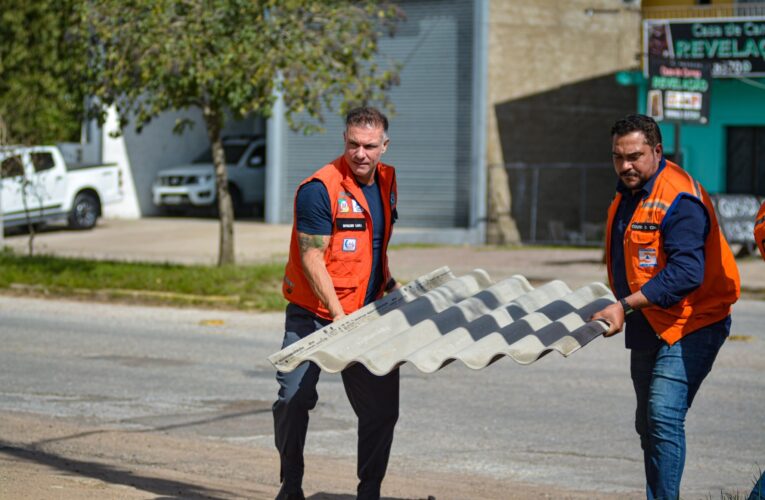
[485,0,642,243]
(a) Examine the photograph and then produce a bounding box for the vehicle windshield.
[193,144,249,164]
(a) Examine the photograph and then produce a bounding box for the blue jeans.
[272,304,399,499]
[630,316,729,500]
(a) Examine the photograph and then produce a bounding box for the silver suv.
[152,135,265,216]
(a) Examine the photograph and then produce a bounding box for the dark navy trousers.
[273,303,399,499]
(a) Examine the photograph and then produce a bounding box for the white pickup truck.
[152,135,265,216]
[1,145,123,230]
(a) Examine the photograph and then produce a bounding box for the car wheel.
[68,192,100,230]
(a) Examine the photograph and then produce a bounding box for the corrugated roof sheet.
[268,267,615,375]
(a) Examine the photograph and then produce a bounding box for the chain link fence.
[505,162,615,246]
[505,162,765,253]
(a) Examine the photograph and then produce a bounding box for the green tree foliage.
[0,0,86,144]
[78,0,403,265]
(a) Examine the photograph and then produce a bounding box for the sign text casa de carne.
[645,17,765,77]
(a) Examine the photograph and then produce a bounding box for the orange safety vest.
[605,161,740,345]
[756,201,765,261]
[282,156,397,319]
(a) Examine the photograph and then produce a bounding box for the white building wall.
[100,106,263,218]
[100,106,140,218]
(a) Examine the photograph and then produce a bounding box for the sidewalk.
[3,216,764,293]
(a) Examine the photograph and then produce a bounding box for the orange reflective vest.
[756,201,765,261]
[605,161,740,345]
[282,156,397,319]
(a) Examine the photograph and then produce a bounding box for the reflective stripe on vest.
[756,201,765,261]
[282,156,397,319]
[605,161,741,345]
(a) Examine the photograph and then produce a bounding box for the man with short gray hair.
[274,106,400,500]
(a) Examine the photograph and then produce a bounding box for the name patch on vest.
[336,218,366,231]
[631,222,659,232]
[639,248,658,267]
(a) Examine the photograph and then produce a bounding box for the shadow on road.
[308,495,434,500]
[131,404,273,434]
[0,440,235,499]
[29,402,273,448]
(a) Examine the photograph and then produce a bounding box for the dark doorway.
[726,126,765,196]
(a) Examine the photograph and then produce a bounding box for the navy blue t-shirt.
[296,178,386,305]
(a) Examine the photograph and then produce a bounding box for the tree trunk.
[486,163,520,245]
[203,105,235,266]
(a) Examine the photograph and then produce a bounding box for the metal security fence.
[505,162,615,246]
[505,163,765,251]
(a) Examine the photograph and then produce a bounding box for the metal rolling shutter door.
[280,0,475,228]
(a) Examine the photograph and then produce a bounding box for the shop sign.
[644,17,765,77]
[647,58,711,124]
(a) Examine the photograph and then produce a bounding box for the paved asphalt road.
[1,295,763,497]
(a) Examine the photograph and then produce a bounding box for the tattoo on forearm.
[298,233,327,253]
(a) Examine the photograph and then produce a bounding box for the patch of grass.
[0,249,287,311]
[707,466,765,500]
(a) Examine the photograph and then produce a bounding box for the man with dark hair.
[593,114,740,499]
[273,106,400,500]
[610,113,662,149]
